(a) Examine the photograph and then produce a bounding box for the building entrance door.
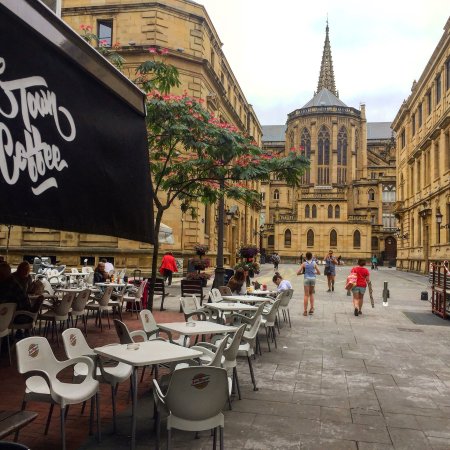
[384,236,397,262]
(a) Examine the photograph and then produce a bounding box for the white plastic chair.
[16,336,100,450]
[38,292,76,346]
[69,289,91,335]
[0,303,16,365]
[208,288,222,303]
[261,296,282,351]
[153,366,229,449]
[123,280,147,319]
[86,286,114,331]
[62,328,132,432]
[279,288,294,328]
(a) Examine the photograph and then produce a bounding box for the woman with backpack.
[297,251,321,316]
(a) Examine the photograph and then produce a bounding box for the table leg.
[131,367,138,450]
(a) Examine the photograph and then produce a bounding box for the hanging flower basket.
[194,244,209,256]
[238,244,259,259]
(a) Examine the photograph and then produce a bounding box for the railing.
[301,192,346,200]
[278,214,297,222]
[288,105,361,120]
[348,215,369,223]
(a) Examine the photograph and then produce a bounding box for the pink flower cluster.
[80,24,92,31]
[148,47,170,55]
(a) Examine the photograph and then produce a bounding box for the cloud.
[200,0,447,124]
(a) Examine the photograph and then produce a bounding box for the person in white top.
[100,258,114,274]
[272,273,292,292]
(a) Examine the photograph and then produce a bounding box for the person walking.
[297,251,320,316]
[324,250,338,292]
[299,253,304,264]
[371,254,378,270]
[159,251,178,286]
[350,259,370,316]
[272,253,280,271]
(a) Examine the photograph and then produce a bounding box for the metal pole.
[382,281,389,305]
[5,225,12,263]
[213,178,225,288]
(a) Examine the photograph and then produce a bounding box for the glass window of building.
[328,205,333,219]
[427,90,432,115]
[335,205,340,219]
[305,205,310,218]
[312,205,317,218]
[330,229,337,247]
[273,189,279,200]
[353,230,361,248]
[368,189,375,202]
[97,20,113,47]
[307,229,314,247]
[418,103,423,128]
[436,73,442,104]
[284,229,291,247]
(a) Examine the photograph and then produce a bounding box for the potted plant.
[234,261,260,277]
[238,244,259,259]
[193,244,209,256]
[189,257,211,271]
[186,271,211,287]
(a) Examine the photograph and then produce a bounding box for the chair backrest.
[279,289,292,307]
[16,336,59,378]
[71,268,80,274]
[223,323,247,363]
[148,279,165,296]
[41,278,54,296]
[263,297,282,323]
[139,309,158,335]
[86,272,94,285]
[0,303,16,332]
[54,292,76,316]
[243,314,262,344]
[62,328,93,359]
[165,366,229,421]
[181,279,203,298]
[180,296,202,320]
[132,269,142,282]
[135,280,147,299]
[208,334,229,367]
[218,286,232,296]
[71,289,91,312]
[209,288,222,302]
[82,266,93,273]
[98,286,115,306]
[113,319,134,344]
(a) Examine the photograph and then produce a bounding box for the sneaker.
[354,308,359,316]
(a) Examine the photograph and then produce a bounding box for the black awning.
[0,0,154,243]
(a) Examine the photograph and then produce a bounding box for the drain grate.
[402,311,450,327]
[397,327,423,333]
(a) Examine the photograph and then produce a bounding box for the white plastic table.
[94,282,126,288]
[158,321,238,345]
[207,302,258,312]
[222,295,270,303]
[94,341,202,449]
[251,290,277,296]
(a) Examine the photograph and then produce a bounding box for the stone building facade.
[261,24,397,265]
[0,0,262,271]
[392,17,450,273]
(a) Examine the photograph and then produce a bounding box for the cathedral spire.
[317,20,338,97]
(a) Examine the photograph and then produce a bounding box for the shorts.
[352,286,366,294]
[304,278,316,286]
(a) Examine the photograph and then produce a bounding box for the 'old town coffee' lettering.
[0,56,76,195]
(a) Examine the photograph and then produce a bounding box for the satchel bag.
[324,266,330,276]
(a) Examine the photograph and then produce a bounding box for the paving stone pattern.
[2,263,450,449]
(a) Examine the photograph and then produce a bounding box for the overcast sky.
[197,0,448,126]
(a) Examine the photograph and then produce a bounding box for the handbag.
[324,267,330,276]
[345,273,358,290]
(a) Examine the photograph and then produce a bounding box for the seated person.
[100,257,114,274]
[227,268,247,295]
[273,273,292,293]
[93,261,109,284]
[12,261,33,294]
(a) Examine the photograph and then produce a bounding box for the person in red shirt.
[350,259,370,316]
[159,252,178,286]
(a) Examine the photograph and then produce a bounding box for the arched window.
[284,229,291,247]
[371,236,379,250]
[328,205,333,218]
[300,128,311,184]
[317,125,330,184]
[337,126,348,184]
[353,230,361,248]
[268,235,274,246]
[368,189,375,202]
[312,205,317,218]
[330,229,337,247]
[335,205,340,219]
[305,205,310,218]
[273,189,280,200]
[307,229,314,247]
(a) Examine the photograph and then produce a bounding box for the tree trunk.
[148,209,164,311]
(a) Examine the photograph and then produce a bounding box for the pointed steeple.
[317,20,338,97]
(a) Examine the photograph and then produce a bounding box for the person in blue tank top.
[297,251,321,316]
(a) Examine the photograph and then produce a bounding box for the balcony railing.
[348,215,369,223]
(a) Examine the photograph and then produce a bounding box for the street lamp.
[436,209,443,244]
[254,225,265,263]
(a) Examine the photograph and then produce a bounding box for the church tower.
[261,23,396,264]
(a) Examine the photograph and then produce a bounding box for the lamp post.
[213,178,226,288]
[254,225,265,263]
[436,209,443,244]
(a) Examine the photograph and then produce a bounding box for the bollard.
[382,281,389,306]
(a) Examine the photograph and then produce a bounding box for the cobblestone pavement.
[6,263,450,449]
